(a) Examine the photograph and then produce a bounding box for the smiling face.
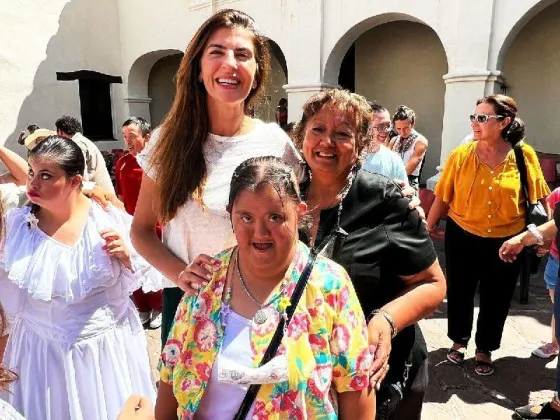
[122,124,149,157]
[231,183,302,275]
[26,157,82,209]
[471,102,510,142]
[371,110,391,144]
[199,27,258,109]
[302,106,358,182]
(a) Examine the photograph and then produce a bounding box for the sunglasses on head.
[469,114,505,124]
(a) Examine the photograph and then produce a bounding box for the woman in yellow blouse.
[426,94,549,376]
[155,157,374,419]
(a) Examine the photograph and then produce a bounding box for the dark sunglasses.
[469,114,505,124]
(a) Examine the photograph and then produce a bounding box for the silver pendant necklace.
[235,250,287,325]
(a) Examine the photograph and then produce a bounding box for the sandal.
[446,347,465,365]
[474,350,494,376]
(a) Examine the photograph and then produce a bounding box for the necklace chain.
[235,249,287,309]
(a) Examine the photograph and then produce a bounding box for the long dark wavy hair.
[149,9,271,224]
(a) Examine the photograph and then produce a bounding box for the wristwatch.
[527,223,544,245]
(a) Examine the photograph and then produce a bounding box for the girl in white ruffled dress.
[0,136,160,420]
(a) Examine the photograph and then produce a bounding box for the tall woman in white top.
[132,9,300,347]
[0,136,159,420]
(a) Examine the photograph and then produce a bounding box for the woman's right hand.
[176,254,222,295]
[499,234,525,262]
[117,395,154,420]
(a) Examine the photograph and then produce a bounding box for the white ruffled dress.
[0,202,162,420]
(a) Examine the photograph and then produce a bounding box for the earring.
[252,81,257,90]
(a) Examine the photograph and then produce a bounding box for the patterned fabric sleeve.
[522,143,551,203]
[159,294,193,384]
[329,266,372,393]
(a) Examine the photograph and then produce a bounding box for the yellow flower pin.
[278,296,291,312]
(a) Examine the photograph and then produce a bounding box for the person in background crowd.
[388,105,428,191]
[22,129,57,151]
[16,125,39,146]
[532,187,560,359]
[131,9,301,349]
[426,95,550,376]
[55,115,115,193]
[0,136,160,420]
[363,103,408,184]
[275,97,288,128]
[115,117,163,329]
[500,212,560,420]
[155,157,374,419]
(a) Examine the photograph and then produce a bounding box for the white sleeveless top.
[393,130,426,177]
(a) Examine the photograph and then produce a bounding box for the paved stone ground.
[145,236,557,419]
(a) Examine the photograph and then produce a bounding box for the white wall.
[148,54,183,127]
[503,0,560,154]
[355,21,447,181]
[0,0,124,152]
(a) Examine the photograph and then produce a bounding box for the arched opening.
[337,20,448,182]
[253,40,288,124]
[502,0,560,153]
[148,53,183,126]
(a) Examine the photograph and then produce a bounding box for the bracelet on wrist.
[367,309,398,339]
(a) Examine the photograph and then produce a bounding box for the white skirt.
[2,314,156,420]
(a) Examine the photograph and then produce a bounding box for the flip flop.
[474,351,495,376]
[446,348,465,365]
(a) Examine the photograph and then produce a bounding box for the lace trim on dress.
[0,204,162,302]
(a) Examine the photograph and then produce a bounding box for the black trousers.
[160,287,184,349]
[445,218,524,352]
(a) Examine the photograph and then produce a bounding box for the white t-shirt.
[0,399,25,420]
[137,120,301,288]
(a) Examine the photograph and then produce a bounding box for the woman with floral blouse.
[155,156,374,419]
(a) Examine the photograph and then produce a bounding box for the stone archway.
[327,16,449,182]
[253,39,288,123]
[501,0,560,154]
[125,49,183,123]
[148,53,183,126]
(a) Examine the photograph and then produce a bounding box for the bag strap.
[513,143,531,224]
[233,250,318,420]
[513,143,530,202]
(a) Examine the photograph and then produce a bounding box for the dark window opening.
[78,80,114,139]
[338,43,356,92]
[57,70,122,140]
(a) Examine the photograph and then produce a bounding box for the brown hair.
[476,94,523,145]
[292,89,373,160]
[149,9,271,223]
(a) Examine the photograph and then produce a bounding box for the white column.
[284,82,337,123]
[122,97,152,122]
[426,71,504,191]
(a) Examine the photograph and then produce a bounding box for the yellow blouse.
[435,141,550,238]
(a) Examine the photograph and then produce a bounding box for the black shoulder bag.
[513,143,548,227]
[232,250,317,420]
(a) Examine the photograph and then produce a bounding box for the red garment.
[114,152,143,215]
[114,152,162,311]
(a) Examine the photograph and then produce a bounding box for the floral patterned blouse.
[160,241,371,419]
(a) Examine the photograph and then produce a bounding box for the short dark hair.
[392,105,416,125]
[55,116,83,136]
[369,103,388,114]
[122,117,151,137]
[27,124,40,133]
[17,124,41,145]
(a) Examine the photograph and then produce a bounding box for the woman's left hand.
[367,314,393,391]
[101,229,131,267]
[395,179,426,222]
